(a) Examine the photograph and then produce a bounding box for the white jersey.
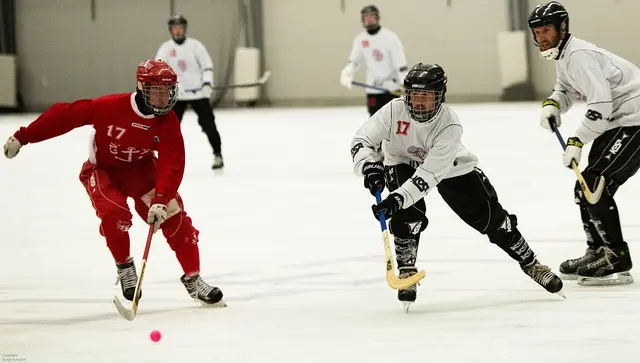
[155,38,214,101]
[350,99,478,209]
[345,28,408,93]
[549,35,640,144]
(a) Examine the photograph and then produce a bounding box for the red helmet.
[136,59,178,115]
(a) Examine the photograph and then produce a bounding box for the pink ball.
[150,330,162,342]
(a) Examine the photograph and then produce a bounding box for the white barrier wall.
[263,0,508,104]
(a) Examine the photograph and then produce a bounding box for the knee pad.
[389,213,428,238]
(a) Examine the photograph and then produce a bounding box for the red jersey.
[13,92,185,200]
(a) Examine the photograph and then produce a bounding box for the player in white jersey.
[529,1,640,286]
[351,63,563,307]
[340,5,408,116]
[156,14,224,170]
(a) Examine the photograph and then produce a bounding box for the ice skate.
[576,245,633,286]
[115,257,139,302]
[180,274,226,307]
[212,153,224,170]
[521,259,565,298]
[397,267,418,313]
[559,246,603,280]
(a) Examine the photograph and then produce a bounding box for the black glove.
[363,161,385,195]
[372,193,404,220]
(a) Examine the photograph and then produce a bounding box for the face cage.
[140,83,178,115]
[404,89,445,123]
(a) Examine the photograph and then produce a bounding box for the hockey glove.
[540,99,561,131]
[340,65,354,89]
[563,137,584,168]
[363,161,385,195]
[372,193,404,220]
[3,135,22,159]
[202,83,213,99]
[147,195,169,233]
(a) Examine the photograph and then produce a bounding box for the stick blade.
[113,296,137,321]
[386,269,426,290]
[586,175,606,204]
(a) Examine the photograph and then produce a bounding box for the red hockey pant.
[79,160,200,275]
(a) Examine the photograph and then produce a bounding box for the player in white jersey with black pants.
[340,5,408,116]
[529,2,640,286]
[350,63,563,307]
[156,14,224,170]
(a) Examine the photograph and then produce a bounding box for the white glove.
[3,136,22,159]
[147,203,168,233]
[540,99,561,131]
[562,137,584,168]
[340,65,354,89]
[202,83,213,99]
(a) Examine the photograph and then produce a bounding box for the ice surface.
[1,102,639,362]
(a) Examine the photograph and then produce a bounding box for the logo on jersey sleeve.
[586,109,603,121]
[170,49,177,57]
[407,146,428,160]
[362,40,369,48]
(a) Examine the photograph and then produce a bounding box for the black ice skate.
[576,245,633,286]
[559,247,604,280]
[180,274,225,306]
[397,267,418,313]
[521,259,564,297]
[115,257,139,302]
[212,153,224,170]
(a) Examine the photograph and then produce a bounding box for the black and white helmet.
[403,63,447,123]
[528,2,569,60]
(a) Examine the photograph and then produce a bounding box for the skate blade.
[212,167,224,176]
[401,301,413,313]
[194,298,227,308]
[577,272,634,286]
[560,273,578,281]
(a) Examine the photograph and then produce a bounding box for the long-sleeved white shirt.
[345,28,408,94]
[155,38,214,101]
[549,35,640,144]
[350,99,478,209]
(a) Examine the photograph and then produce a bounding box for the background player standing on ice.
[340,5,409,116]
[2,59,224,306]
[350,63,564,309]
[156,14,224,170]
[530,1,640,286]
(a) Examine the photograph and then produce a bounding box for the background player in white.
[340,5,408,116]
[351,63,563,309]
[530,1,640,286]
[156,14,224,170]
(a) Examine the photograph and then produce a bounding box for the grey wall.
[16,0,243,110]
[263,0,508,105]
[527,0,640,97]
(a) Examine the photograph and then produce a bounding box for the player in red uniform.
[3,59,224,306]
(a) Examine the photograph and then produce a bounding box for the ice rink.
[1,102,640,362]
